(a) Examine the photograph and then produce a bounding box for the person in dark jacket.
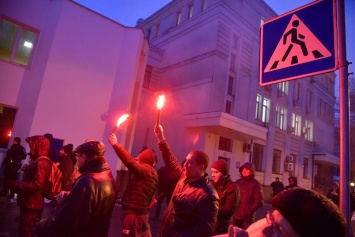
[284,176,298,190]
[233,162,264,230]
[43,133,60,163]
[154,124,219,237]
[58,144,74,191]
[0,137,26,199]
[153,165,179,221]
[7,135,52,237]
[36,140,117,237]
[270,177,284,196]
[108,133,158,237]
[211,159,240,235]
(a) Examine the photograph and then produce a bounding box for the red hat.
[211,159,229,175]
[137,149,156,166]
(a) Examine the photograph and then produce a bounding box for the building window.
[143,65,152,89]
[304,120,313,141]
[262,98,270,123]
[276,106,286,130]
[232,35,238,49]
[225,100,232,114]
[230,53,236,71]
[292,113,301,136]
[201,0,207,11]
[272,149,282,174]
[252,143,263,171]
[293,81,301,101]
[255,94,261,120]
[176,12,182,26]
[0,17,38,66]
[219,136,232,152]
[154,23,160,38]
[306,89,313,111]
[303,158,309,179]
[146,29,151,39]
[188,5,194,19]
[228,76,234,95]
[277,82,288,95]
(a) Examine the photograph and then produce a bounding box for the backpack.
[39,156,62,200]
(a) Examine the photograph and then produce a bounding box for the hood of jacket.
[239,162,255,179]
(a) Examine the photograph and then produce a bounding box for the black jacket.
[212,176,241,235]
[233,162,263,223]
[158,140,219,237]
[43,157,116,237]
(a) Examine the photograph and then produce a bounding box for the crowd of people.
[0,127,349,237]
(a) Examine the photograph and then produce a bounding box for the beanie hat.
[137,149,156,166]
[62,144,73,155]
[211,159,229,175]
[74,141,106,156]
[272,188,346,237]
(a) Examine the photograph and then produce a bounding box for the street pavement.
[0,196,273,237]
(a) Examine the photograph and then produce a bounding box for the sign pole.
[337,0,351,235]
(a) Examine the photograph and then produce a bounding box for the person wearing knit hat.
[229,187,347,237]
[211,159,241,235]
[108,133,158,237]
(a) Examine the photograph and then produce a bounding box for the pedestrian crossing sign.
[259,0,337,86]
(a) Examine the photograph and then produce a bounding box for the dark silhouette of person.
[0,137,26,199]
[270,177,284,196]
[282,20,308,62]
[153,165,179,221]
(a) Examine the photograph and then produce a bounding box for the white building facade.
[0,0,149,174]
[133,0,338,199]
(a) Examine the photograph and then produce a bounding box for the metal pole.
[337,0,351,235]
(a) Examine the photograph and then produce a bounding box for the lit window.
[255,94,261,120]
[304,120,313,141]
[0,17,38,66]
[277,81,288,94]
[275,106,286,130]
[176,12,181,26]
[188,5,194,19]
[291,113,301,136]
[262,98,270,123]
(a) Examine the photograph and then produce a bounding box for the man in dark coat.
[154,124,219,237]
[108,133,158,237]
[211,159,241,235]
[0,137,26,199]
[8,135,52,237]
[37,140,117,237]
[270,177,284,196]
[233,162,264,230]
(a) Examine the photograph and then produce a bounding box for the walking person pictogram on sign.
[264,14,332,72]
[282,20,308,62]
